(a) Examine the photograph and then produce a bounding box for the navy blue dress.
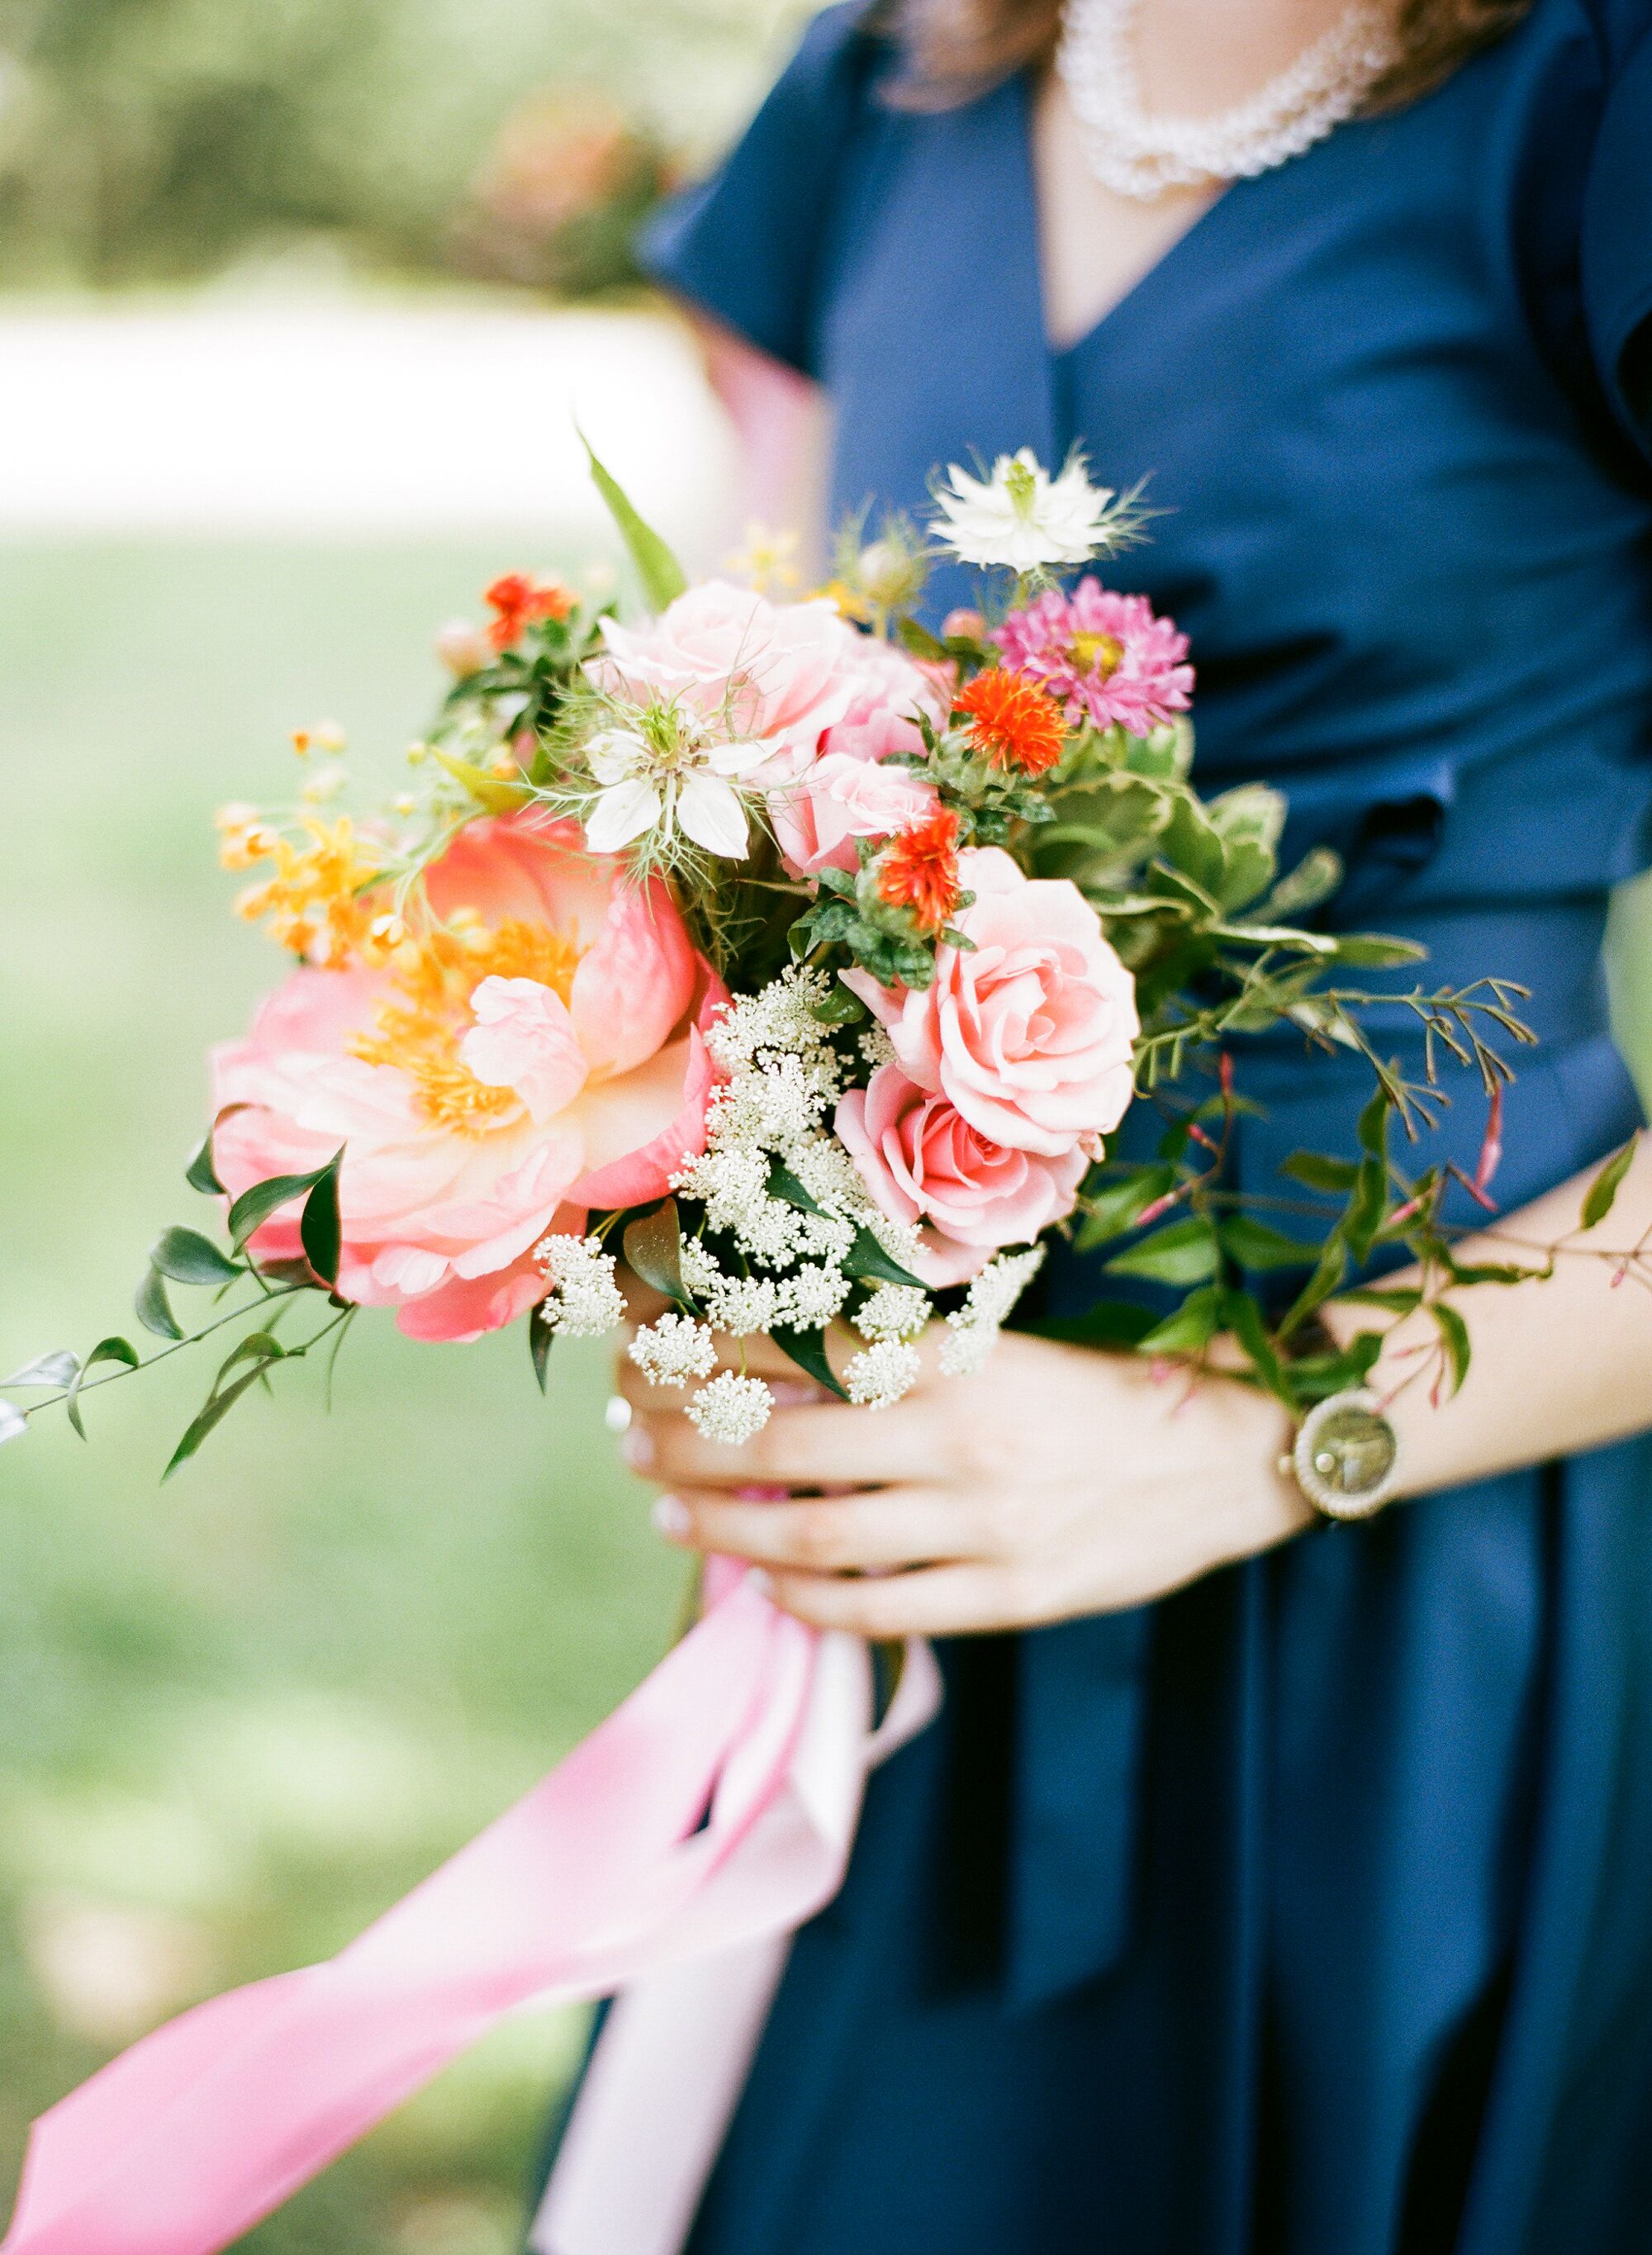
[615,6,1652,2248]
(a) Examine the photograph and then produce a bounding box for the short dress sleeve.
[1580,2,1652,457]
[638,1,881,377]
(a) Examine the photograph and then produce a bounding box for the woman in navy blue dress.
[551,2,1652,2248]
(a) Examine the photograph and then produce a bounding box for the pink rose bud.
[435,619,494,678]
[942,608,987,643]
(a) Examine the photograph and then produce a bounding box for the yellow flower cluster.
[349,914,584,1134]
[219,811,383,969]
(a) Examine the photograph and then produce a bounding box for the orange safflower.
[876,804,964,937]
[952,667,1067,777]
[484,572,575,651]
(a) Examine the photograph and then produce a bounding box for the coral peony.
[993,579,1193,735]
[212,813,724,1342]
[844,847,1138,1156]
[837,1064,1089,1286]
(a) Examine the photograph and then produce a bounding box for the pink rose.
[817,638,946,766]
[844,847,1138,1156]
[593,580,860,778]
[768,752,938,876]
[211,812,725,1343]
[837,1064,1088,1286]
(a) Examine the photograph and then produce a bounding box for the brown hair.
[876,0,1531,116]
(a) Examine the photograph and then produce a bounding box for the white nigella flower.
[583,718,767,859]
[686,1370,774,1446]
[933,448,1118,572]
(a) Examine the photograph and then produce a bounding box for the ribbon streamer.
[1,1559,940,2255]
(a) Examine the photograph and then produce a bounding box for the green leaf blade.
[1582,1136,1638,1230]
[150,1226,242,1288]
[581,434,687,613]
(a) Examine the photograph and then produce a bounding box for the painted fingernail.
[767,1379,828,1407]
[652,1493,690,1538]
[747,1567,775,1597]
[623,1427,654,1471]
[604,1393,634,1435]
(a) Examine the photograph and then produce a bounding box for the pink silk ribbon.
[0,1562,941,2255]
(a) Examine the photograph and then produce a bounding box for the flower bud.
[435,619,493,678]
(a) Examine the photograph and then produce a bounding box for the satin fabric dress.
[559,5,1652,2247]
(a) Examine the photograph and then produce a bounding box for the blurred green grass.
[0,541,688,2255]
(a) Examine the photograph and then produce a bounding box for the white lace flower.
[582,720,768,859]
[843,1340,923,1409]
[778,1262,852,1331]
[933,448,1117,572]
[534,1233,625,1337]
[854,1284,933,1341]
[629,1313,719,1387]
[700,1274,782,1336]
[686,1370,774,1446]
[938,1246,1046,1375]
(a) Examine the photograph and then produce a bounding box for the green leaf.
[843,1227,925,1289]
[185,1128,226,1196]
[1134,1286,1223,1357]
[1104,1217,1221,1286]
[216,1332,286,1386]
[623,1199,692,1307]
[1279,1150,1360,1194]
[1356,1089,1391,1158]
[64,1336,140,1441]
[228,1158,338,1251]
[1440,1258,1548,1287]
[1431,1301,1471,1397]
[1278,1232,1349,1336]
[1221,1289,1295,1405]
[1582,1135,1638,1230]
[135,1266,183,1341]
[1218,1216,1319,1271]
[1075,1165,1175,1251]
[529,1303,555,1394]
[300,1165,343,1287]
[767,1161,828,1217]
[771,1323,850,1402]
[1027,1299,1160,1350]
[162,1365,269,1480]
[1337,1285,1425,1314]
[428,744,534,814]
[1344,1155,1389,1264]
[581,432,687,612]
[1327,933,1429,968]
[809,983,865,1027]
[150,1226,242,1288]
[2,1349,80,1389]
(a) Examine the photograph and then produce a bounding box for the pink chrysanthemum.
[993,579,1194,736]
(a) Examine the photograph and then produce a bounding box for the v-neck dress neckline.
[1013,70,1244,366]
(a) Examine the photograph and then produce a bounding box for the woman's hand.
[617,1322,1313,1638]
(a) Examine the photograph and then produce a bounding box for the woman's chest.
[814,60,1650,775]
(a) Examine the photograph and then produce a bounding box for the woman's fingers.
[654,1484,1005,1572]
[624,1391,942,1490]
[757,1561,1041,1639]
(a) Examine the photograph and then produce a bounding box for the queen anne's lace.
[533,1234,625,1337]
[686,1370,774,1446]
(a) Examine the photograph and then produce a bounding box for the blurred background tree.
[0,0,807,294]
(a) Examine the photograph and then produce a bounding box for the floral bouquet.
[0,448,1550,2255]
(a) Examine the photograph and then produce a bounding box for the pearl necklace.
[1056,0,1398,201]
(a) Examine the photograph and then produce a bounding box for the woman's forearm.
[1321,1135,1652,1498]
